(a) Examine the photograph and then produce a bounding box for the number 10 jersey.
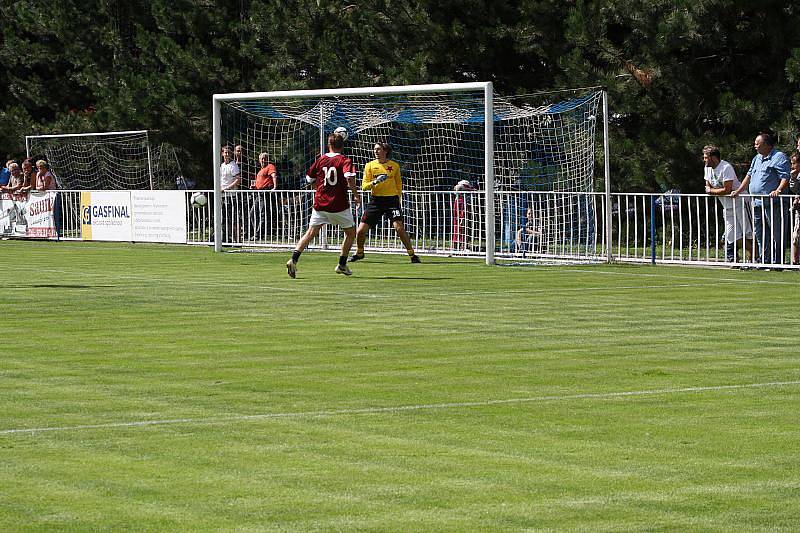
[306,152,356,212]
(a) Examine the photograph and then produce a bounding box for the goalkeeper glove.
[369,174,389,188]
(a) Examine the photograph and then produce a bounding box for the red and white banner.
[0,191,57,238]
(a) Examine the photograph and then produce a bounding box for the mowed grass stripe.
[2,380,799,435]
[0,240,797,530]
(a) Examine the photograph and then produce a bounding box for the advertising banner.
[0,191,57,238]
[26,191,58,238]
[131,191,187,243]
[80,191,133,241]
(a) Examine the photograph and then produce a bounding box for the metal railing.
[610,192,798,269]
[25,189,800,269]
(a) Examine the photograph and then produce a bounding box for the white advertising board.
[80,191,133,241]
[131,191,187,243]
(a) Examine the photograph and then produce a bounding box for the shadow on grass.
[356,276,453,281]
[22,284,115,289]
[358,259,479,266]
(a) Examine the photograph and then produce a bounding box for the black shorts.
[360,195,403,227]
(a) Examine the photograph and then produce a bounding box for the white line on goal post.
[212,95,223,252]
[484,82,495,266]
[24,130,149,141]
[213,82,493,102]
[2,380,798,436]
[602,90,613,263]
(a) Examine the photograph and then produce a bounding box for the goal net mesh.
[26,131,153,190]
[218,88,602,258]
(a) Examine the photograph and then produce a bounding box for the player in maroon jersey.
[286,133,361,278]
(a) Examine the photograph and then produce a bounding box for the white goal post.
[212,82,610,264]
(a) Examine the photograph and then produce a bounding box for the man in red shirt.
[248,152,278,241]
[286,133,361,277]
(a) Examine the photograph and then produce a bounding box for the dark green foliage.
[1,1,799,190]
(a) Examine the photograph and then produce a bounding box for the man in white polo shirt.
[220,145,241,242]
[703,145,753,264]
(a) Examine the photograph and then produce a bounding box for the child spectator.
[515,207,544,255]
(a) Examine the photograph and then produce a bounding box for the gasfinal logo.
[88,205,130,219]
[80,191,93,240]
[81,202,131,226]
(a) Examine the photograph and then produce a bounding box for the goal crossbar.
[213,82,492,102]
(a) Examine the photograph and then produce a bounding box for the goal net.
[213,83,606,263]
[494,90,604,260]
[26,130,154,190]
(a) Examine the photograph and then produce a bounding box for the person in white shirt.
[703,145,753,264]
[220,146,241,242]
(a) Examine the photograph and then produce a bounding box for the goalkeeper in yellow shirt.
[350,141,421,263]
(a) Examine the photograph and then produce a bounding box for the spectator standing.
[349,142,420,263]
[1,162,23,193]
[452,179,474,249]
[234,144,249,235]
[35,160,56,190]
[286,133,360,278]
[248,152,278,241]
[18,159,35,194]
[219,146,241,242]
[35,160,61,237]
[0,160,12,187]
[789,151,800,265]
[732,133,790,266]
[515,207,544,255]
[702,145,753,264]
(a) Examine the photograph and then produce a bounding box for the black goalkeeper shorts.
[360,195,403,227]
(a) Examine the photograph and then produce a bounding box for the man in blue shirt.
[0,160,12,186]
[732,133,790,265]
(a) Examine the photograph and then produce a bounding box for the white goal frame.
[25,130,155,190]
[212,82,497,264]
[210,82,618,265]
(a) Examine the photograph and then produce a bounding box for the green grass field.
[1,240,798,531]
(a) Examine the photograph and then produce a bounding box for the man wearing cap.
[350,141,421,263]
[452,179,475,248]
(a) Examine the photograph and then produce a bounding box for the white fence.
[23,190,800,269]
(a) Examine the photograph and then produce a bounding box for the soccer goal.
[25,130,155,190]
[212,82,611,264]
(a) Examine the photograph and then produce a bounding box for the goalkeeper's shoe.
[349,253,365,262]
[410,255,422,264]
[335,264,353,276]
[286,259,297,279]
